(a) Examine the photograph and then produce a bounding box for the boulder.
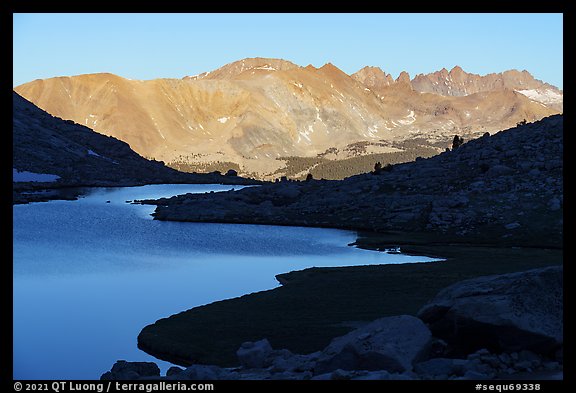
[461,370,492,380]
[177,364,226,380]
[414,358,468,379]
[314,315,432,375]
[100,360,160,380]
[269,371,311,380]
[418,266,562,356]
[166,366,184,377]
[350,370,392,380]
[236,339,273,369]
[268,349,319,373]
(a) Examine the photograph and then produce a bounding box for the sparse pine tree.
[452,135,464,150]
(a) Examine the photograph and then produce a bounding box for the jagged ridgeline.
[15,57,562,180]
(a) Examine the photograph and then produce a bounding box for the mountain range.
[15,57,562,180]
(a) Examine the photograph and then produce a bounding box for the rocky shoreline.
[124,115,563,379]
[139,115,563,249]
[103,266,562,380]
[13,175,261,205]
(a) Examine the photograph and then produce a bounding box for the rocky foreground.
[143,115,563,248]
[103,266,562,380]
[111,115,563,380]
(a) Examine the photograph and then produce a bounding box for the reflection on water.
[13,184,439,379]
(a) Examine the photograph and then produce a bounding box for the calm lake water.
[13,184,439,380]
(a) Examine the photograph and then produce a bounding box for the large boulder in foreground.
[236,339,273,369]
[418,265,562,355]
[314,315,432,374]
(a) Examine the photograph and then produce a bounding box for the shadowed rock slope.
[134,115,562,368]
[146,114,563,248]
[13,92,260,203]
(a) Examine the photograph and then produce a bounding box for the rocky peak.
[438,67,449,76]
[450,65,464,72]
[411,66,562,109]
[317,62,351,81]
[351,66,394,89]
[396,71,411,84]
[185,57,300,80]
[501,69,542,89]
[318,62,343,73]
[450,65,465,76]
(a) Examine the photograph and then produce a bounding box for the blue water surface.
[13,184,439,379]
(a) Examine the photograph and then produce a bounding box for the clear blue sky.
[13,13,563,89]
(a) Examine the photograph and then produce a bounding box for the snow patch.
[198,123,204,130]
[396,110,416,125]
[299,131,311,142]
[217,117,229,124]
[351,105,365,121]
[366,124,379,138]
[292,82,303,89]
[516,88,563,106]
[254,65,277,71]
[87,150,119,164]
[297,125,314,144]
[13,168,60,183]
[189,71,211,79]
